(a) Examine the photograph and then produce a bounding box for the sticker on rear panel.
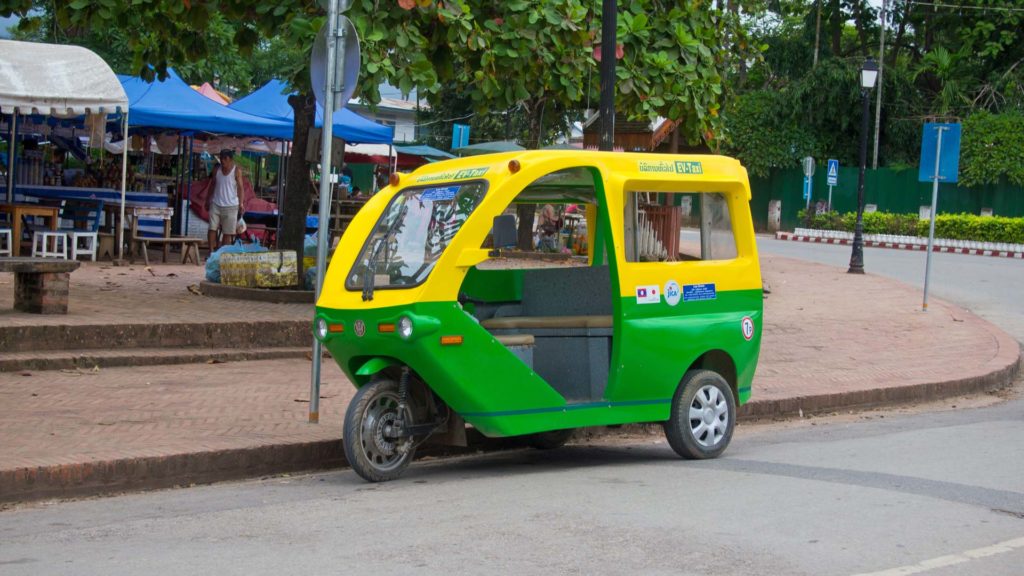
[635,285,660,304]
[683,283,717,302]
[664,280,681,306]
[741,316,755,341]
[419,186,459,201]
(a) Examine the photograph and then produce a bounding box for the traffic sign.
[918,123,961,183]
[827,159,839,186]
[311,15,361,113]
[802,156,815,177]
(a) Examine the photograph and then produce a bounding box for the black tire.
[664,370,736,459]
[527,428,575,450]
[343,379,416,482]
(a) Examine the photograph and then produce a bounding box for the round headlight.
[398,316,414,339]
[314,317,329,341]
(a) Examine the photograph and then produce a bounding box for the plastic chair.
[0,228,11,257]
[32,230,68,258]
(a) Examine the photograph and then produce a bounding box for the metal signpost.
[918,122,961,312]
[826,159,839,210]
[802,156,815,209]
[309,0,359,423]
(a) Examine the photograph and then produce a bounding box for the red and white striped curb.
[774,232,1024,259]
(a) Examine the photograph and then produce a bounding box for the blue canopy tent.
[229,80,394,145]
[118,70,293,138]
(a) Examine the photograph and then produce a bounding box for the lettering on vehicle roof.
[638,160,704,175]
[414,167,489,182]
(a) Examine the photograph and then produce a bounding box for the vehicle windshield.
[346,181,488,291]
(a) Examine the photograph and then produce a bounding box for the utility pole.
[872,0,887,169]
[599,0,616,152]
[813,0,822,68]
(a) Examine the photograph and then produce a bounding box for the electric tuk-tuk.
[314,151,762,482]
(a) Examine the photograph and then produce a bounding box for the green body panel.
[318,288,761,437]
[318,301,567,436]
[607,288,762,406]
[460,268,524,302]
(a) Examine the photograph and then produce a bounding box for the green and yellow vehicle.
[314,150,762,482]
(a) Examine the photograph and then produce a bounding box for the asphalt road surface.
[1,393,1022,576]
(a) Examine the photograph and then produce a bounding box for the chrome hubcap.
[688,385,729,448]
[359,391,412,471]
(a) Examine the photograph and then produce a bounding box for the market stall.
[0,39,131,259]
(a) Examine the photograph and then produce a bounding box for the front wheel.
[664,370,736,459]
[343,379,416,482]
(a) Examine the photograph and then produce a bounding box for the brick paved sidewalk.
[0,256,1018,502]
[0,261,308,328]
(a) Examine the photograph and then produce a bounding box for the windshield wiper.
[362,204,408,301]
[362,236,384,302]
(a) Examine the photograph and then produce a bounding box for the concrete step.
[0,320,312,353]
[0,346,316,373]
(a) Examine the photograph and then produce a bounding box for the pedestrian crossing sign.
[827,159,839,186]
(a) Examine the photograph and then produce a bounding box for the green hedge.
[797,210,1024,244]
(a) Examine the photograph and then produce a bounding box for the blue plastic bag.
[303,233,318,258]
[205,240,268,283]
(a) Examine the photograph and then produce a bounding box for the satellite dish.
[311,14,361,113]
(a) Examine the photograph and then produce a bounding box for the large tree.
[2,0,760,253]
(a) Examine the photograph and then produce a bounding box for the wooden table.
[0,203,60,257]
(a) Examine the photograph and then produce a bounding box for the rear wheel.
[527,428,574,450]
[664,370,736,459]
[343,379,416,482]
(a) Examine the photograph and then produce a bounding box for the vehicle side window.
[624,192,737,262]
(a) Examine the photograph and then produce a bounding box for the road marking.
[851,536,1024,576]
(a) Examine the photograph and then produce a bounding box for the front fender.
[354,357,400,379]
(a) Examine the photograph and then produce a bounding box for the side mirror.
[491,214,517,255]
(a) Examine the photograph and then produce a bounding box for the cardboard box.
[220,250,297,288]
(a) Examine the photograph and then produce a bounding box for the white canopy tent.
[0,39,131,260]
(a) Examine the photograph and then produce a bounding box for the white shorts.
[209,204,239,234]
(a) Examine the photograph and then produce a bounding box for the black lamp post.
[848,58,879,274]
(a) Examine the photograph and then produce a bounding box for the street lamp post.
[848,58,879,275]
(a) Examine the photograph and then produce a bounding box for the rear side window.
[624,192,737,262]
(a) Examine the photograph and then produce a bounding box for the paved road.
[1,393,1021,576]
[755,235,1024,342]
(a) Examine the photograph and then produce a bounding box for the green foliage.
[799,209,920,236]
[960,111,1024,187]
[921,214,1024,244]
[797,210,1024,244]
[721,89,813,177]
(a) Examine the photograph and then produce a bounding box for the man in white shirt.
[206,149,246,250]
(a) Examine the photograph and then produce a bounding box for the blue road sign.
[918,123,961,183]
[827,159,839,186]
[802,176,812,201]
[451,123,470,150]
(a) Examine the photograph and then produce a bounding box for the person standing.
[206,149,245,250]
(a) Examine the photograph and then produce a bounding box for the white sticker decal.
[636,285,660,304]
[741,316,755,341]
[664,280,681,307]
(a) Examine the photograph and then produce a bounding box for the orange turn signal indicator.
[378,323,396,333]
[508,159,521,174]
[328,324,344,334]
[440,335,464,346]
[389,172,401,187]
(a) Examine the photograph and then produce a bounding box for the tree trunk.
[853,0,870,57]
[514,99,545,250]
[830,0,842,56]
[285,93,316,281]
